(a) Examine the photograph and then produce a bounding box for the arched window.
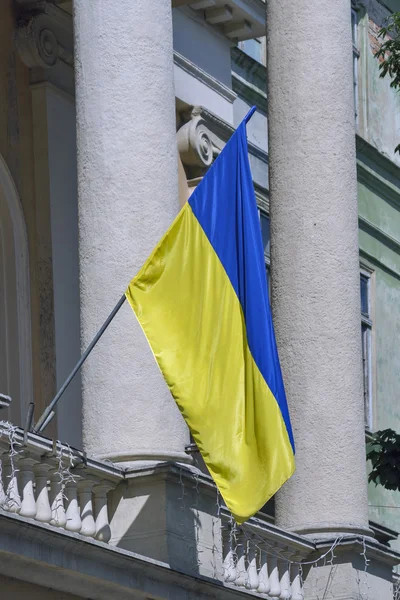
[0,155,33,425]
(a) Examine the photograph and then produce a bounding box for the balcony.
[0,423,122,543]
[0,422,317,597]
[1,422,399,599]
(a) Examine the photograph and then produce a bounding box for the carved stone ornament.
[15,13,72,69]
[176,115,214,169]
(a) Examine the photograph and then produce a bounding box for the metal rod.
[39,410,56,433]
[34,294,127,433]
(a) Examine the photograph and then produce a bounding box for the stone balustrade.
[0,422,317,597]
[221,510,314,599]
[0,423,122,542]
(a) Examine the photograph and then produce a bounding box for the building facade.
[1,0,400,598]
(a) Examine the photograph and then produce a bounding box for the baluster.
[19,457,37,518]
[3,455,21,513]
[50,471,67,528]
[78,480,96,537]
[234,531,247,588]
[291,564,304,600]
[223,526,237,583]
[65,480,82,532]
[246,538,259,591]
[268,554,282,599]
[34,462,52,522]
[257,548,271,595]
[279,559,291,600]
[223,546,237,583]
[93,483,112,542]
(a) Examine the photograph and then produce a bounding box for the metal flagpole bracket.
[33,294,127,434]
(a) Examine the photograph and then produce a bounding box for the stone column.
[267,0,369,537]
[73,0,190,464]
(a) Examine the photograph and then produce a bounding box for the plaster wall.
[172,8,232,88]
[357,2,400,168]
[303,556,394,599]
[109,467,222,579]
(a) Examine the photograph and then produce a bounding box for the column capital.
[15,2,73,69]
[177,110,214,178]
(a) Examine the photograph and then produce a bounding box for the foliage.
[375,12,400,153]
[367,429,400,491]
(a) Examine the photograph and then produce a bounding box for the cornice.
[357,138,400,213]
[359,215,400,257]
[356,135,400,191]
[359,248,400,281]
[173,0,265,40]
[231,46,267,113]
[174,51,237,104]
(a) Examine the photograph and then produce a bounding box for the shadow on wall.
[108,462,224,579]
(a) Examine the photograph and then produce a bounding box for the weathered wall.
[357,1,400,168]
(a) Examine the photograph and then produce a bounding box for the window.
[360,269,373,429]
[238,37,265,65]
[352,8,360,124]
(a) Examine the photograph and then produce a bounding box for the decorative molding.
[359,215,400,256]
[188,105,269,165]
[173,0,265,39]
[30,80,74,103]
[231,46,267,114]
[177,104,269,191]
[356,134,400,181]
[173,51,237,104]
[225,20,252,39]
[15,2,73,70]
[177,114,214,171]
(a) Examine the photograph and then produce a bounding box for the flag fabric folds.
[126,110,295,523]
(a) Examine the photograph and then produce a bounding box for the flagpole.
[33,294,127,434]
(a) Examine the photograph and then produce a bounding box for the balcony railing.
[0,422,317,598]
[221,508,314,599]
[0,423,122,542]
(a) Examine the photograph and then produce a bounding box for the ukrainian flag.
[126,108,295,523]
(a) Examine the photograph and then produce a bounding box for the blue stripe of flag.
[189,117,295,453]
